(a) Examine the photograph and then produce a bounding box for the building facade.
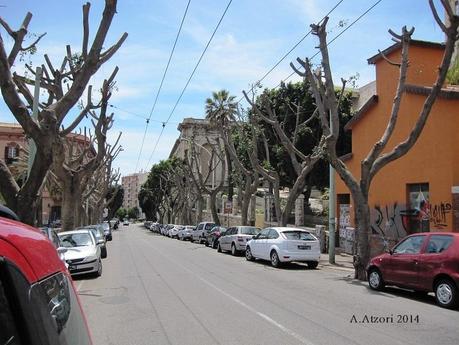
[335,40,459,256]
[122,172,148,211]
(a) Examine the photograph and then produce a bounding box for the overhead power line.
[271,0,383,90]
[134,0,192,173]
[239,0,346,103]
[144,0,233,170]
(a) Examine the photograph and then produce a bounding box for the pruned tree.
[184,137,226,225]
[291,1,459,279]
[244,90,325,226]
[53,70,122,231]
[0,0,127,225]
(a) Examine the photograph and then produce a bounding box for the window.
[4,144,19,164]
[406,183,430,233]
[393,235,426,254]
[258,229,271,239]
[282,231,317,241]
[240,227,260,235]
[268,229,279,239]
[205,223,216,230]
[425,235,454,254]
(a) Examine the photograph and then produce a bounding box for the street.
[77,224,459,345]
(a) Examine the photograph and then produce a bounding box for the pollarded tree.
[291,1,459,279]
[0,0,127,225]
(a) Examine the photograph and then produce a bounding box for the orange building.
[336,40,459,255]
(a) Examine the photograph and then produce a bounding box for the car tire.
[231,243,238,256]
[246,247,254,261]
[212,239,218,249]
[270,250,280,268]
[307,261,318,269]
[435,279,458,309]
[217,243,222,253]
[368,268,384,291]
[101,247,107,259]
[95,259,102,277]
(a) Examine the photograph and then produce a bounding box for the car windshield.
[59,233,93,247]
[86,228,103,239]
[282,231,316,241]
[102,223,110,230]
[240,227,260,235]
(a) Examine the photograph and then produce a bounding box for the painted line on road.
[155,248,315,345]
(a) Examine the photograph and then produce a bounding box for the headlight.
[84,255,98,263]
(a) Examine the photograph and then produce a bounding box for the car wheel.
[307,261,318,269]
[368,268,384,291]
[246,247,254,261]
[101,247,107,259]
[435,279,458,309]
[212,239,218,249]
[95,259,102,277]
[217,243,222,253]
[270,250,280,268]
[231,243,238,256]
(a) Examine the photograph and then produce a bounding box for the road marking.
[156,249,315,345]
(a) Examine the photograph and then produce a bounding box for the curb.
[319,263,354,272]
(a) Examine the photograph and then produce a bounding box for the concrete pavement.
[76,224,459,345]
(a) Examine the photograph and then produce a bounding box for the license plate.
[298,245,311,250]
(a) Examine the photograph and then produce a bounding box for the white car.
[245,227,320,268]
[169,225,183,238]
[58,229,103,277]
[218,226,260,255]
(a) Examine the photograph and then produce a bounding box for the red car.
[0,214,92,344]
[367,232,459,309]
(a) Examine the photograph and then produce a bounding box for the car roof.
[406,232,459,237]
[268,227,311,232]
[0,217,66,283]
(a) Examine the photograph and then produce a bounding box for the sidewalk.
[319,252,354,272]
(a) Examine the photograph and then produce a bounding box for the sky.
[0,0,447,177]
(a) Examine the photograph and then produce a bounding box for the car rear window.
[240,227,260,235]
[282,231,316,241]
[205,223,216,230]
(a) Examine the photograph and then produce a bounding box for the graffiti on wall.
[371,201,452,240]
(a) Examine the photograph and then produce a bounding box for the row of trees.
[140,1,459,280]
[0,0,127,230]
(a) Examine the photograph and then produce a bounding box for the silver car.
[191,222,216,243]
[58,229,103,277]
[218,226,261,255]
[178,226,195,240]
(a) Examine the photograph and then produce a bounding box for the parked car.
[192,222,216,243]
[169,225,183,238]
[149,222,160,232]
[58,229,103,277]
[246,227,320,268]
[123,219,129,226]
[81,225,107,258]
[0,213,92,344]
[178,226,195,240]
[367,232,459,309]
[218,226,260,255]
[206,226,227,248]
[101,221,113,241]
[162,224,174,236]
[39,226,67,264]
[144,220,152,229]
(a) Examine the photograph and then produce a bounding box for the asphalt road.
[76,223,459,345]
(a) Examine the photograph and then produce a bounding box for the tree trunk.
[61,180,82,231]
[352,193,371,280]
[225,149,233,201]
[210,191,220,225]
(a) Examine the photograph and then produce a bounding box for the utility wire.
[238,0,345,103]
[145,0,233,170]
[134,0,192,173]
[271,0,383,90]
[110,104,180,124]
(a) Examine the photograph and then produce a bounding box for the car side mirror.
[253,234,259,239]
[57,247,67,255]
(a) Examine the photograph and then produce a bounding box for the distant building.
[169,118,228,189]
[122,172,148,212]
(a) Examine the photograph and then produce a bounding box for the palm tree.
[205,90,237,201]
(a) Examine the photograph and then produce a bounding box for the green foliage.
[250,80,353,191]
[127,206,139,219]
[116,207,127,220]
[447,57,459,85]
[106,185,124,219]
